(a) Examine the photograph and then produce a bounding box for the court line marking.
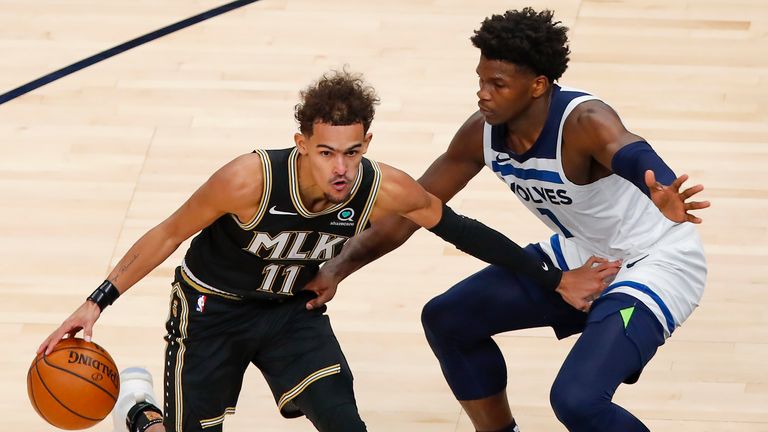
[0,0,261,105]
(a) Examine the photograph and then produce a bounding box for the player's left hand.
[302,268,340,310]
[645,170,710,224]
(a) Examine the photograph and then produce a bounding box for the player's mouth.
[331,178,348,192]
[478,103,494,117]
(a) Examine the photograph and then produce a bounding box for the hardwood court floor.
[1,0,766,430]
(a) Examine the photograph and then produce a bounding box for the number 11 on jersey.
[258,264,304,294]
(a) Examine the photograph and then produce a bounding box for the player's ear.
[294,132,309,155]
[361,132,372,154]
[532,75,549,98]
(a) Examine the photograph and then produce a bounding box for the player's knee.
[312,402,366,432]
[421,293,460,337]
[550,377,605,428]
[295,374,366,432]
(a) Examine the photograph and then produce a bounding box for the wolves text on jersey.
[508,181,573,205]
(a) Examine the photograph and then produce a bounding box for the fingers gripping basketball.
[27,338,120,430]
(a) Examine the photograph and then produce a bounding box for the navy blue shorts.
[421,244,665,401]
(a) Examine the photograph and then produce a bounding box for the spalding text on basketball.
[67,351,119,387]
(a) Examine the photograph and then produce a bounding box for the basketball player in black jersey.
[38,69,617,432]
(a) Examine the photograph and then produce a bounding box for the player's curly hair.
[294,68,380,136]
[470,8,570,83]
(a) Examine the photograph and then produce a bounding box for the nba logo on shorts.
[196,295,207,313]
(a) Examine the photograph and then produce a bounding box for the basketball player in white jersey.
[304,8,709,432]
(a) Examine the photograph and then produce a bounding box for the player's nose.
[332,156,347,175]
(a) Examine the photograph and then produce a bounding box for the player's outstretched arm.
[303,214,417,310]
[571,100,710,223]
[376,164,621,309]
[38,154,265,354]
[374,164,576,289]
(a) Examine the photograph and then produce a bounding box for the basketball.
[27,338,120,430]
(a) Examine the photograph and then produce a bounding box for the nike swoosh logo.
[626,254,649,268]
[541,261,549,271]
[495,153,512,163]
[269,206,297,216]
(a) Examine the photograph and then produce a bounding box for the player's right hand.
[556,256,622,313]
[37,301,101,355]
[302,269,341,311]
[645,171,710,224]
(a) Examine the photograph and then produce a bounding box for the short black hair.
[294,68,379,136]
[470,8,570,82]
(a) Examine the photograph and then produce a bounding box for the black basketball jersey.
[182,147,382,301]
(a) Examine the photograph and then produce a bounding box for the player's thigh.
[164,282,255,432]
[556,293,665,395]
[423,243,586,338]
[255,297,356,419]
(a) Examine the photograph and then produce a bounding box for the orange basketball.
[27,338,120,430]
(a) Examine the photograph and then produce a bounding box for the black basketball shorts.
[162,267,356,431]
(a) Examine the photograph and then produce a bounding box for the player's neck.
[295,154,335,212]
[504,88,553,153]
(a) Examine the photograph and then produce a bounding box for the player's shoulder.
[217,152,264,176]
[567,99,620,128]
[564,99,626,143]
[375,162,420,198]
[208,153,265,197]
[372,162,428,214]
[375,161,412,185]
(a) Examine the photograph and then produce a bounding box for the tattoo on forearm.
[112,254,138,283]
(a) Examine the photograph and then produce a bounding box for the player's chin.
[327,182,351,202]
[482,112,506,126]
[480,108,512,126]
[325,190,349,204]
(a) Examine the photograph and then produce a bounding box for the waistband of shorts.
[175,266,307,304]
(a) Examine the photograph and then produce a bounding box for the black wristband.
[127,401,163,432]
[86,280,121,312]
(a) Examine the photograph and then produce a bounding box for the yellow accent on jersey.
[277,363,342,412]
[199,407,236,429]
[170,283,190,432]
[232,149,272,230]
[355,158,382,235]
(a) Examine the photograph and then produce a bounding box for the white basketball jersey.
[482,85,676,260]
[482,85,707,336]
